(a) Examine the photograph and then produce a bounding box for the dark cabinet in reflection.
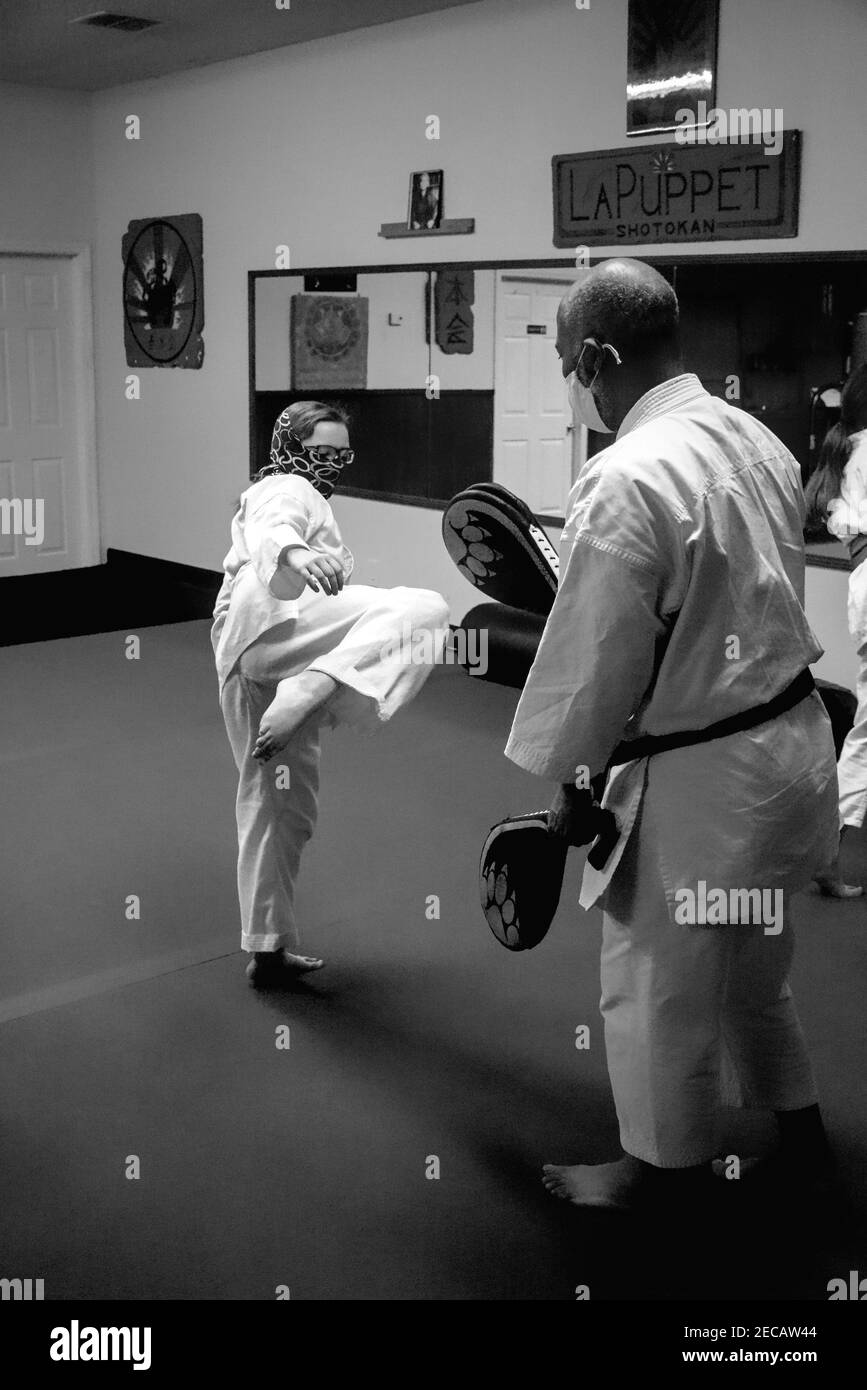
[675,261,867,480]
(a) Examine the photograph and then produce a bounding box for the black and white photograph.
[408,168,443,229]
[1,0,866,1360]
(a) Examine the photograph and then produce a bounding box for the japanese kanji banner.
[435,269,474,355]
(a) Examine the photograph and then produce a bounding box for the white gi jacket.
[212,473,354,692]
[505,374,838,914]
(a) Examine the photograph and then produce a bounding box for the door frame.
[0,240,100,568]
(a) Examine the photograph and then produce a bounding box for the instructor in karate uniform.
[505,259,839,1210]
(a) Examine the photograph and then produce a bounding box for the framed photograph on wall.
[626,0,719,138]
[408,170,444,230]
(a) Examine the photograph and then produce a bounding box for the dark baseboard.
[105,548,222,593]
[0,549,223,648]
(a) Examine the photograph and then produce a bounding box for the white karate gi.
[825,430,867,828]
[506,375,839,1167]
[212,473,449,953]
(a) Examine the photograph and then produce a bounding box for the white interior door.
[493,274,587,517]
[0,254,97,576]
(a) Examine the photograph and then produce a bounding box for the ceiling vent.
[70,12,161,32]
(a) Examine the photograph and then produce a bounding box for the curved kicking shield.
[442,485,559,616]
[480,806,621,950]
[479,811,568,951]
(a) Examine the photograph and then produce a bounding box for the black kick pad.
[442,485,559,616]
[480,811,568,951]
[480,805,621,951]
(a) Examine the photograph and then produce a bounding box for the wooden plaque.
[122,213,204,368]
[553,132,800,247]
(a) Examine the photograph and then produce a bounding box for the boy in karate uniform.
[213,401,448,984]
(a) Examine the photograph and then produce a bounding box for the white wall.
[76,0,867,614]
[330,494,560,621]
[255,270,495,391]
[0,82,94,249]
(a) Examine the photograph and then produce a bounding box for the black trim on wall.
[250,251,867,279]
[106,548,223,599]
[0,549,223,648]
[0,525,850,651]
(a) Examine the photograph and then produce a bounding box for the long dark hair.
[253,399,351,482]
[805,365,867,529]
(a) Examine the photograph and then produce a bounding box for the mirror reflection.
[251,258,867,527]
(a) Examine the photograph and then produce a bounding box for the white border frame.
[0,240,100,568]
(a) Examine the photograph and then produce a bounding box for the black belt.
[608,668,815,767]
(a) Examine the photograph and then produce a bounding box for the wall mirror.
[249,253,867,532]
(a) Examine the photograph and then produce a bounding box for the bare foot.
[814,844,862,897]
[246,949,325,987]
[813,873,863,898]
[542,1155,646,1210]
[253,672,338,762]
[280,951,325,973]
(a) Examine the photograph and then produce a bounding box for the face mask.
[264,414,351,498]
[568,371,613,434]
[280,443,348,498]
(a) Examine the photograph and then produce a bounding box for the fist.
[546,784,596,846]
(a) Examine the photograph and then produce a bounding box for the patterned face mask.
[261,412,352,498]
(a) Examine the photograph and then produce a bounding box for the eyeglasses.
[306,446,355,466]
[571,337,622,389]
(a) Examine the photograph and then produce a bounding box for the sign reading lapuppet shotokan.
[552,132,800,247]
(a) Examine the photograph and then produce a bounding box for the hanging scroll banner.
[552,132,800,247]
[291,294,369,389]
[435,268,475,354]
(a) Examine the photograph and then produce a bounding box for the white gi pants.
[837,561,867,828]
[599,779,818,1169]
[219,584,448,952]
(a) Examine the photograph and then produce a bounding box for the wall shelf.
[378,218,475,239]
